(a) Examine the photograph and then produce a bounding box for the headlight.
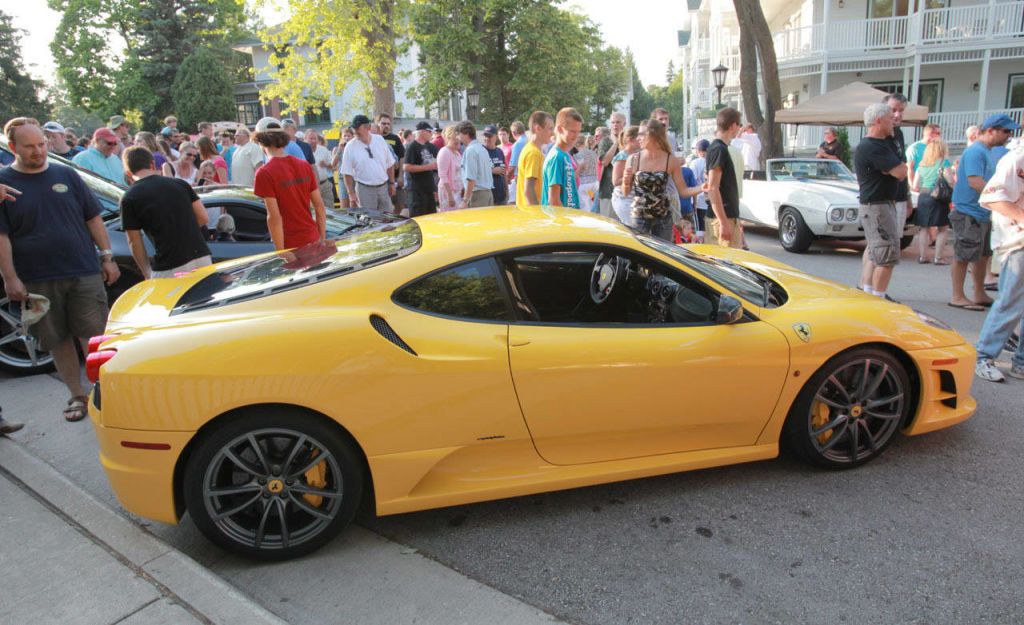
[913,308,953,330]
[829,208,843,222]
[846,208,858,222]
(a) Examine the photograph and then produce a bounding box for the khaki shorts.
[949,212,992,263]
[468,188,494,208]
[24,274,108,351]
[706,217,743,248]
[860,202,900,267]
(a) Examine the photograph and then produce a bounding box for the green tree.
[0,10,51,121]
[647,70,685,135]
[253,0,409,119]
[628,53,654,124]
[171,47,236,131]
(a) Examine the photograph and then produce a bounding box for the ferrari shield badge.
[792,323,812,343]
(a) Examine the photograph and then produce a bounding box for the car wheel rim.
[0,297,53,371]
[780,214,797,246]
[202,428,345,551]
[807,358,904,464]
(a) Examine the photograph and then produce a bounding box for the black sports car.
[0,139,383,374]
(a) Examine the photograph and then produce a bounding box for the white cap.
[42,121,67,135]
[255,117,284,133]
[19,294,50,335]
[295,130,305,140]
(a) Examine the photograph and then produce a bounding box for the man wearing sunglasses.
[340,114,396,212]
[72,127,125,184]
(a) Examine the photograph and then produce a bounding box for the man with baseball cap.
[482,124,507,205]
[949,113,1020,310]
[42,121,76,159]
[72,128,125,184]
[341,114,396,212]
[403,121,439,216]
[108,115,130,152]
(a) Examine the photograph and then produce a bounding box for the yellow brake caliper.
[302,450,327,508]
[811,400,833,444]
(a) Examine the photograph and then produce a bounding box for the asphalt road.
[3,226,1023,625]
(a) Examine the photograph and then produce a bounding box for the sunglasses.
[101,140,118,146]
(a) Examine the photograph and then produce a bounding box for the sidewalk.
[0,435,290,625]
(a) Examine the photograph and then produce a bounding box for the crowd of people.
[1,94,1023,433]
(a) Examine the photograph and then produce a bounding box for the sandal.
[63,396,89,423]
[933,258,949,265]
[918,257,929,264]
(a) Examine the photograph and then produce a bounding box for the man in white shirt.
[736,124,761,171]
[307,131,335,208]
[975,145,1024,382]
[229,127,263,187]
[341,114,396,212]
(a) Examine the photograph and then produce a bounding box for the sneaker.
[975,359,1006,383]
[0,417,24,435]
[1009,364,1024,380]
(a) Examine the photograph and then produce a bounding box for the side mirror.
[716,295,744,324]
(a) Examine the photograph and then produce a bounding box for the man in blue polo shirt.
[949,113,1019,310]
[72,127,124,184]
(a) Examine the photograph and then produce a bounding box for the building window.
[870,80,943,113]
[1009,74,1024,109]
[304,106,332,125]
[235,94,261,126]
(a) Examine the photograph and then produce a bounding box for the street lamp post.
[712,64,729,108]
[466,88,480,122]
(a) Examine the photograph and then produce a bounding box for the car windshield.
[636,235,768,305]
[769,160,855,183]
[171,220,422,314]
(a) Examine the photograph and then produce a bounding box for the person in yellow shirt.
[516,110,554,206]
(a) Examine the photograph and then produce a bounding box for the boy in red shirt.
[252,117,326,250]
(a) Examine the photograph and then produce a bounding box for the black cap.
[482,124,498,136]
[415,121,433,131]
[351,114,371,129]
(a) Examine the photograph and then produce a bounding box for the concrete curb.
[0,436,290,625]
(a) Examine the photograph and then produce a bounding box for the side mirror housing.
[716,295,744,324]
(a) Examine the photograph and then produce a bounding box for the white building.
[681,0,1024,152]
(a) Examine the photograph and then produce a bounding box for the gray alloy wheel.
[184,410,362,560]
[0,296,55,375]
[784,348,909,469]
[778,207,814,253]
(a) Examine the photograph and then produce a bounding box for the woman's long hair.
[619,125,639,150]
[643,119,673,154]
[921,138,948,168]
[196,135,219,160]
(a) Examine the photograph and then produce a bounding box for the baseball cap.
[295,130,305,140]
[255,116,284,133]
[415,121,433,131]
[93,127,119,143]
[19,294,50,335]
[42,121,66,135]
[980,113,1021,131]
[482,124,498,136]
[351,114,371,129]
[696,139,710,152]
[160,126,175,137]
[107,115,127,129]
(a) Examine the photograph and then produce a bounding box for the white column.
[910,52,922,105]
[902,64,911,96]
[821,0,830,94]
[978,49,991,113]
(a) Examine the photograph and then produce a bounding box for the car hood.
[786,180,859,205]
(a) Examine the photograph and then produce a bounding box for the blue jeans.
[632,214,674,242]
[976,248,1024,367]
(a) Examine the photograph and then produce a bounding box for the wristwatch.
[99,248,113,262]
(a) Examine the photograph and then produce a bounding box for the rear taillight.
[88,334,118,354]
[86,349,117,383]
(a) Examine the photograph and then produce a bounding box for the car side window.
[224,203,270,241]
[501,246,718,326]
[395,258,510,321]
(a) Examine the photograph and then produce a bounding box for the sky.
[7,0,689,92]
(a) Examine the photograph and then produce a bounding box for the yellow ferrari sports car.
[88,206,976,560]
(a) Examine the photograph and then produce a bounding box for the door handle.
[509,338,531,347]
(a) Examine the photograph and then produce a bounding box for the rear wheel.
[0,296,54,375]
[783,348,909,469]
[778,207,814,253]
[184,408,363,560]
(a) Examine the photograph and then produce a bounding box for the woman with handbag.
[911,138,955,265]
[621,119,701,242]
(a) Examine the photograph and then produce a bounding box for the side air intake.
[369,315,417,355]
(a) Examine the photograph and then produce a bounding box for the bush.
[835,127,852,168]
[171,47,236,131]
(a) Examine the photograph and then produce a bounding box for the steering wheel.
[590,253,621,304]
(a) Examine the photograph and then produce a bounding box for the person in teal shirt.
[541,107,584,208]
[72,128,124,184]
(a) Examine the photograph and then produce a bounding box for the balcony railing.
[782,108,1024,152]
[771,1,1024,61]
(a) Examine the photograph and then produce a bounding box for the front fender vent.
[370,315,417,355]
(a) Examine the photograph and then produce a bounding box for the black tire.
[778,207,814,253]
[0,296,55,375]
[184,407,363,560]
[782,348,910,470]
[900,235,915,250]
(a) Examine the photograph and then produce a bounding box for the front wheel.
[183,408,363,560]
[778,207,814,253]
[782,348,910,470]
